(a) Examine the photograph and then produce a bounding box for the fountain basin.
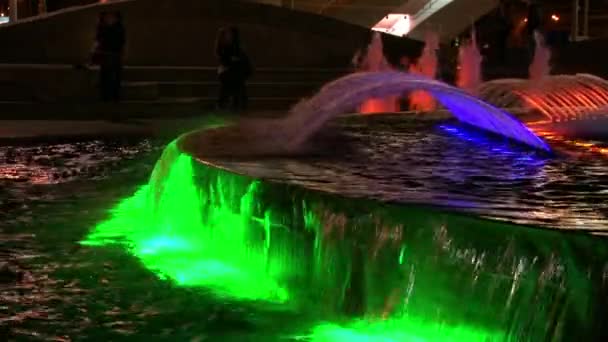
[78,113,608,340]
[85,114,607,341]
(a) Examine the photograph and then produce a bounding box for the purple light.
[432,91,551,151]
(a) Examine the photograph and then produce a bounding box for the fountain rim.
[174,124,605,237]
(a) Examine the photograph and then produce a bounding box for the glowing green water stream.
[82,142,289,303]
[81,140,608,341]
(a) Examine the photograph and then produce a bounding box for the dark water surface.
[215,115,608,232]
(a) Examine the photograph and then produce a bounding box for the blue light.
[437,123,546,161]
[432,90,551,152]
[436,123,548,186]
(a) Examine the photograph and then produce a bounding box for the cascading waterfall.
[81,135,606,341]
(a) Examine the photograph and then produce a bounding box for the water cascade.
[356,32,400,114]
[81,134,607,340]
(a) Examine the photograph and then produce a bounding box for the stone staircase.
[0,65,348,119]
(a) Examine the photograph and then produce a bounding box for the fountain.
[528,31,551,82]
[356,32,399,114]
[409,31,439,112]
[476,29,608,122]
[478,73,608,139]
[457,28,483,94]
[81,108,608,340]
[78,33,608,342]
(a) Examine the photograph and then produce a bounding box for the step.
[0,81,35,101]
[122,81,322,101]
[123,66,348,83]
[0,64,349,83]
[0,97,300,119]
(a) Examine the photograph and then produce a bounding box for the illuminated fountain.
[480,74,608,120]
[475,30,608,140]
[528,31,551,82]
[409,31,439,112]
[80,58,608,341]
[457,28,483,94]
[283,71,549,152]
[357,32,399,114]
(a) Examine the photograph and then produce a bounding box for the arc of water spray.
[281,72,551,152]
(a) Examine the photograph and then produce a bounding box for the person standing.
[215,26,252,112]
[92,11,126,103]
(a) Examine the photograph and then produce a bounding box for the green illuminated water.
[82,142,289,304]
[80,138,608,341]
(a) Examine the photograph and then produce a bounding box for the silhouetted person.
[93,11,126,103]
[215,26,252,112]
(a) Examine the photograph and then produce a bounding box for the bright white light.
[372,14,411,37]
[0,16,9,25]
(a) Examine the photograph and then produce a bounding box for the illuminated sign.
[0,16,9,25]
[372,14,411,37]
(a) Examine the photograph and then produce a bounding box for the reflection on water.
[0,139,155,185]
[216,116,608,231]
[0,138,166,340]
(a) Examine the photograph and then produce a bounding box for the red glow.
[528,117,608,156]
[513,78,608,122]
[360,97,399,114]
[408,64,436,112]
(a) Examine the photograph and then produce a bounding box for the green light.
[81,141,290,303]
[307,317,504,342]
[79,136,601,341]
[398,246,406,265]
